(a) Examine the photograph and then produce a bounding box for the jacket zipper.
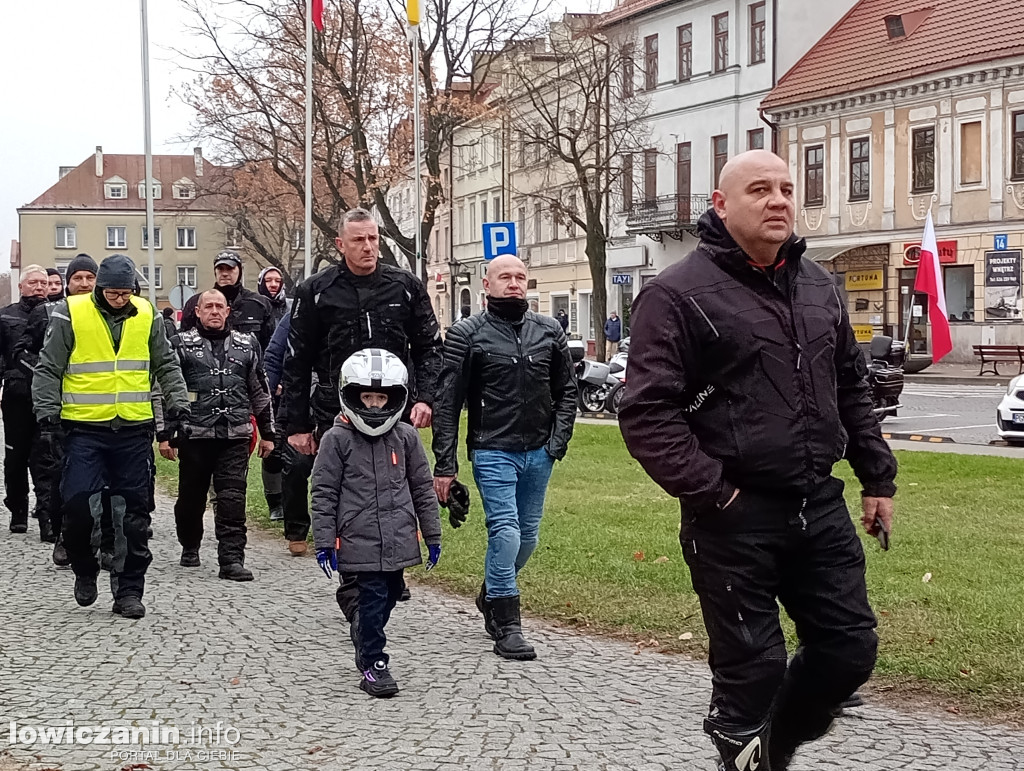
[515,331,525,448]
[366,311,372,339]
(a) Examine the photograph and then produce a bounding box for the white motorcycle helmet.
[338,348,409,437]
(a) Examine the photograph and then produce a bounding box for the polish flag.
[312,0,324,31]
[913,211,952,362]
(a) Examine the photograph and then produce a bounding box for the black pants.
[30,429,63,535]
[281,443,313,542]
[680,477,878,759]
[2,395,44,522]
[62,427,154,599]
[174,438,250,566]
[354,570,405,668]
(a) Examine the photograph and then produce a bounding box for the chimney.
[95,146,103,177]
[194,147,204,177]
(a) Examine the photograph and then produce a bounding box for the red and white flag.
[312,0,324,31]
[913,211,952,362]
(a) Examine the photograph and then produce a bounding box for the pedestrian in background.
[312,349,440,698]
[256,266,291,526]
[555,308,569,332]
[604,311,621,361]
[180,250,275,349]
[619,150,896,771]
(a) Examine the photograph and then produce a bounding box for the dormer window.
[138,180,162,199]
[104,176,128,199]
[884,8,932,40]
[884,15,905,39]
[173,177,196,199]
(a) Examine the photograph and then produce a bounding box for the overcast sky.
[0,0,608,271]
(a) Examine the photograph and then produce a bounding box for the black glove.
[159,410,192,448]
[441,480,471,529]
[37,416,64,455]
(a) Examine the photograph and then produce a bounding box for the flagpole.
[304,0,314,279]
[139,0,156,305]
[408,0,423,282]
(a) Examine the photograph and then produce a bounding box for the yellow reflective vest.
[61,294,155,423]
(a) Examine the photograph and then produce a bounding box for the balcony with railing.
[625,194,710,241]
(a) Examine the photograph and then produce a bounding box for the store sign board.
[845,269,884,291]
[902,240,957,266]
[851,324,875,343]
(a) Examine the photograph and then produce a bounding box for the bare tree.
[501,15,650,359]
[177,0,547,280]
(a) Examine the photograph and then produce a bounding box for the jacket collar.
[695,209,805,283]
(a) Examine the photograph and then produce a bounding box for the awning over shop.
[802,245,852,263]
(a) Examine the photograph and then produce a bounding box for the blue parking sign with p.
[482,222,517,261]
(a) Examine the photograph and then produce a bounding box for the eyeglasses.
[103,290,134,301]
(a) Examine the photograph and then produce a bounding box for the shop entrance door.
[898,268,929,355]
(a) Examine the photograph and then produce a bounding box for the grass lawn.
[156,425,1024,718]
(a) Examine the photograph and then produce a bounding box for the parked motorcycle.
[569,340,621,413]
[604,351,627,414]
[867,335,905,421]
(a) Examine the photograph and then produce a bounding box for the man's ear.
[711,190,727,219]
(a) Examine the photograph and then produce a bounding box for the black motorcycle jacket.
[619,210,897,512]
[432,310,578,477]
[170,327,275,441]
[181,284,275,350]
[282,261,442,434]
[0,295,47,399]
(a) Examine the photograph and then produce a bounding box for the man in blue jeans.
[433,255,577,660]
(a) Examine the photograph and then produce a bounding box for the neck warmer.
[19,295,46,312]
[486,296,529,323]
[197,319,231,341]
[93,288,134,318]
[217,282,241,304]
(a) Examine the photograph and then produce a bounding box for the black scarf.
[486,296,529,323]
[196,319,231,341]
[92,288,134,319]
[216,282,241,304]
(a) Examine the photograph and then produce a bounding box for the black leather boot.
[38,515,55,543]
[475,583,497,640]
[490,595,536,661]
[706,719,772,771]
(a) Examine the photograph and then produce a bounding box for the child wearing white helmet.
[311,348,442,697]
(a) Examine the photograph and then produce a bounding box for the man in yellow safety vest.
[33,254,190,620]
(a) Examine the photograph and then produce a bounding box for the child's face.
[360,391,388,409]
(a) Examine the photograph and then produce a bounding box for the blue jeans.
[472,448,555,599]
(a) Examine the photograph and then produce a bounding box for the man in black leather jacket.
[619,150,897,771]
[180,251,275,349]
[0,265,51,537]
[432,255,577,662]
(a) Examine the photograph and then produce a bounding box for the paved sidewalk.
[2,493,1023,771]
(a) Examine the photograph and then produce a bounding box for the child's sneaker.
[359,660,399,698]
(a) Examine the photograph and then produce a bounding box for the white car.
[996,374,1024,444]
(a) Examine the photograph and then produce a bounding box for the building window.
[566,193,577,238]
[622,154,634,210]
[55,225,76,249]
[944,265,974,322]
[713,13,729,73]
[106,226,127,249]
[747,128,764,151]
[226,226,242,247]
[643,149,658,202]
[105,183,127,199]
[532,125,543,164]
[174,184,195,200]
[1013,111,1024,181]
[621,44,634,98]
[141,226,162,249]
[292,229,305,249]
[712,135,729,188]
[677,25,692,81]
[480,198,488,228]
[911,127,936,193]
[493,196,501,221]
[177,265,198,288]
[139,265,163,290]
[138,182,162,199]
[849,138,870,201]
[959,121,983,186]
[176,227,197,249]
[749,3,766,64]
[644,34,659,91]
[533,203,543,244]
[805,145,824,206]
[470,200,478,240]
[516,206,526,245]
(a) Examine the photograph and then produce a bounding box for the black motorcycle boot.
[74,573,99,607]
[476,583,497,640]
[52,537,70,568]
[490,595,537,661]
[706,720,772,771]
[219,563,254,582]
[180,548,201,567]
[112,596,146,619]
[266,493,284,522]
[7,497,29,533]
[38,515,55,543]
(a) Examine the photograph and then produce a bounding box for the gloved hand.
[38,416,63,454]
[161,410,192,448]
[316,547,337,579]
[444,480,471,529]
[426,544,441,571]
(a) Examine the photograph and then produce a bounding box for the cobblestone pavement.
[1,493,1023,771]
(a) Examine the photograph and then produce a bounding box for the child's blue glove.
[316,547,337,579]
[426,544,441,571]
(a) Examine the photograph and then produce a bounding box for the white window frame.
[292,229,305,249]
[138,182,162,199]
[105,183,127,200]
[106,225,127,249]
[226,226,242,248]
[138,265,163,290]
[55,225,76,249]
[906,122,936,197]
[550,291,571,326]
[176,227,197,250]
[177,265,198,288]
[847,134,873,203]
[954,114,987,192]
[141,225,162,249]
[174,185,195,200]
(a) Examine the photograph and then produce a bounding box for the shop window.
[943,265,974,322]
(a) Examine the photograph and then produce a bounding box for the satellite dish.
[168,284,196,311]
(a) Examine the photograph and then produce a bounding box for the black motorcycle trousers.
[174,438,250,566]
[680,477,878,761]
[281,442,314,542]
[2,395,45,523]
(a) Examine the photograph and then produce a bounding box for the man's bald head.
[484,255,528,299]
[711,149,795,266]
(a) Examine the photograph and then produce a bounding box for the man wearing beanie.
[0,265,52,538]
[33,254,190,620]
[15,254,98,565]
[432,255,577,661]
[45,268,65,302]
[180,250,274,349]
